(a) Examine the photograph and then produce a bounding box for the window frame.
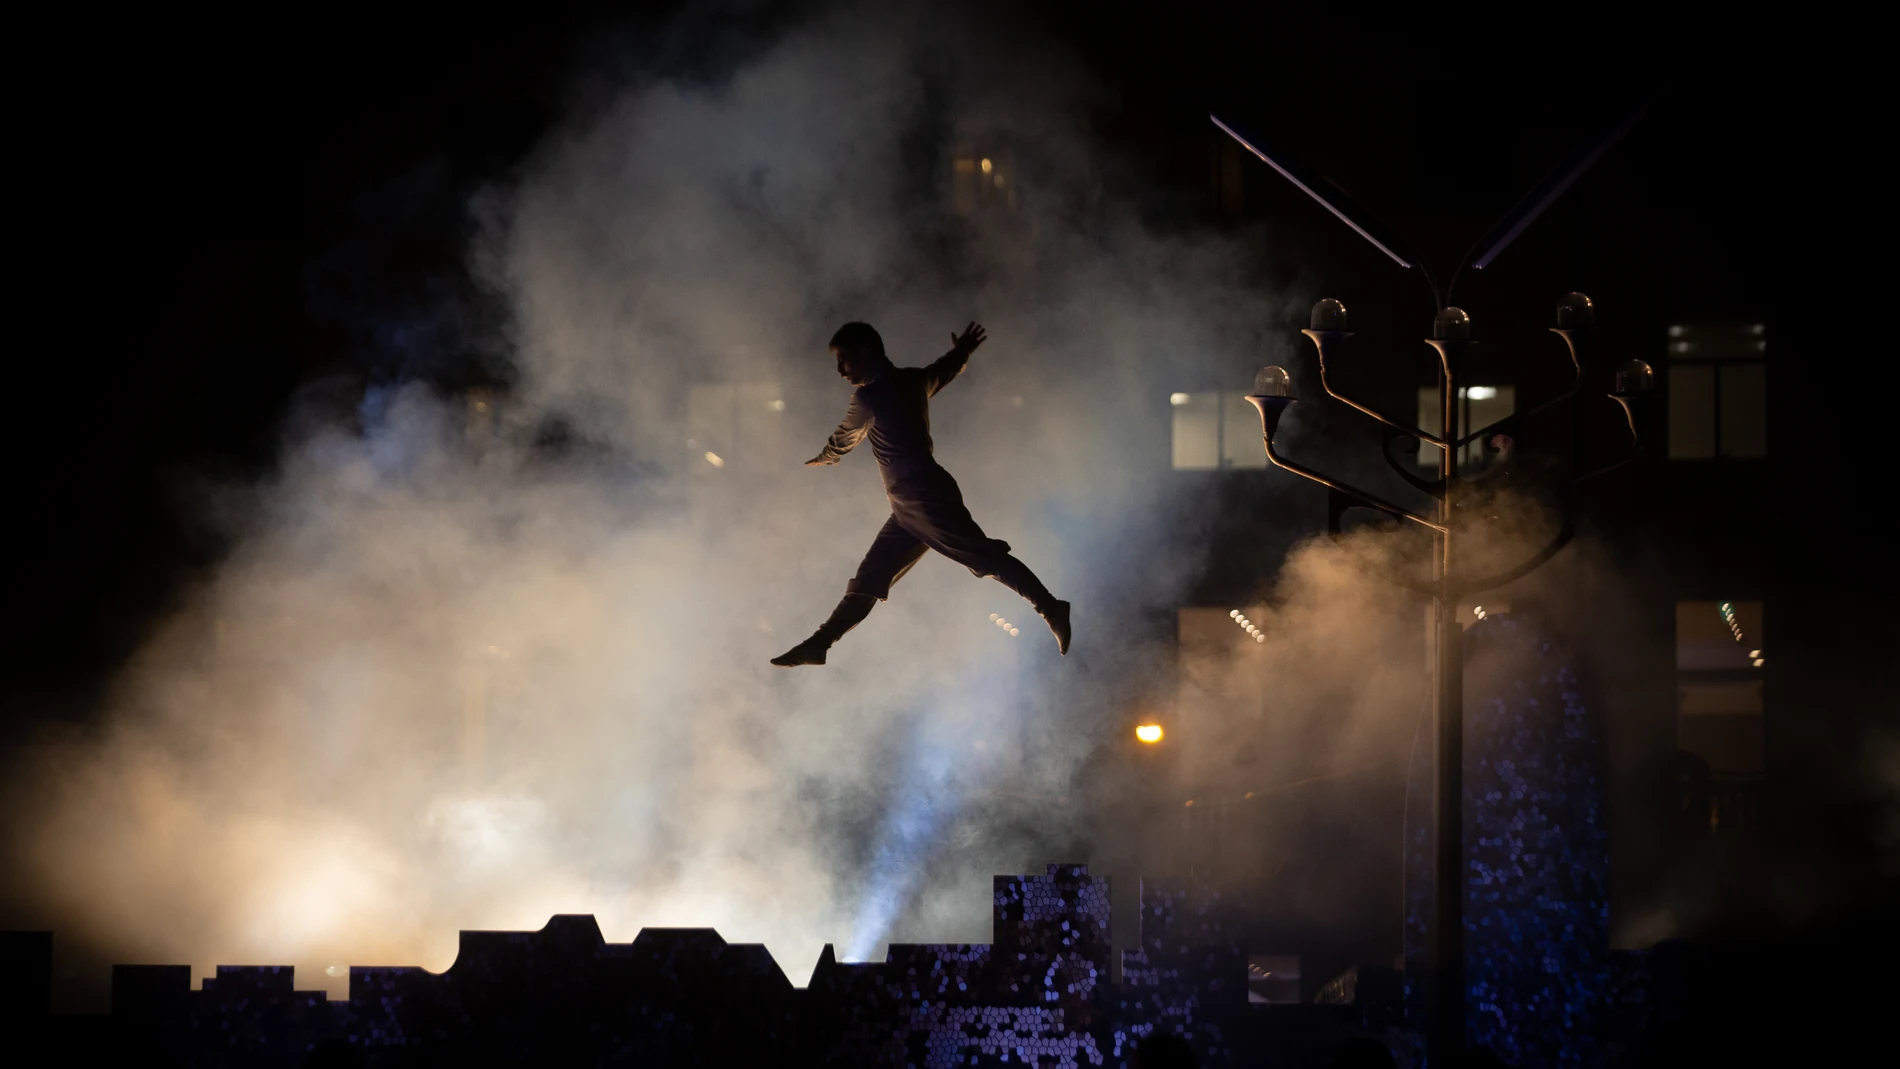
[1666,324,1767,461]
[1170,390,1268,472]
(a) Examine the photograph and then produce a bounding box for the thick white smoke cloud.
[5,4,1360,997]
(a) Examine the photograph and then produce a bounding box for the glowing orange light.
[1135,724,1163,744]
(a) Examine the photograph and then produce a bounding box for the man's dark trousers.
[845,466,1052,606]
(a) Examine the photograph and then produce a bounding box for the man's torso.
[857,366,939,485]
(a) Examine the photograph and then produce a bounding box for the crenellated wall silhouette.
[9,865,1399,1067]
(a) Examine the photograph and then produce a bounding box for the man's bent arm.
[813,393,871,464]
[923,345,971,397]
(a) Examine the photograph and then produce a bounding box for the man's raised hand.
[951,321,987,354]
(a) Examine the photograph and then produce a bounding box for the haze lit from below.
[1,5,1442,1002]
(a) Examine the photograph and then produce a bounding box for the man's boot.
[990,555,1071,655]
[770,593,877,667]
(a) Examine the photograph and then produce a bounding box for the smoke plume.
[2,3,1468,998]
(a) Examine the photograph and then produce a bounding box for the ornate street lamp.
[1217,103,1654,1066]
[1246,295,1652,1064]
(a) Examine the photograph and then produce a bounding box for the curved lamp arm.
[1450,516,1576,597]
[1454,327,1585,449]
[1383,433,1444,495]
[1263,434,1447,532]
[1573,395,1646,483]
[1325,489,1438,596]
[1455,433,1519,484]
[1304,329,1449,447]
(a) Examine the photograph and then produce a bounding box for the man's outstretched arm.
[923,321,986,396]
[806,394,871,466]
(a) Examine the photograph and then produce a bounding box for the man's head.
[829,321,889,386]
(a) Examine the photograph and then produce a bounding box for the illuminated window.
[1415,385,1516,468]
[1667,323,1766,459]
[950,144,1015,216]
[1170,391,1268,470]
[1675,599,1764,773]
[686,382,786,473]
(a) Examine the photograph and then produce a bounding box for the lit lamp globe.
[1614,358,1655,397]
[1433,306,1472,340]
[1556,291,1596,328]
[1310,298,1349,332]
[1253,365,1293,398]
[1246,365,1296,439]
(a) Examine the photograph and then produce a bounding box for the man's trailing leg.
[989,555,1071,655]
[770,593,878,667]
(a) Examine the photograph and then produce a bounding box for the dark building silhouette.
[5,864,1438,1067]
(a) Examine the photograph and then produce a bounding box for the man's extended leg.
[768,592,876,667]
[989,555,1071,655]
[770,516,927,667]
[888,469,1071,654]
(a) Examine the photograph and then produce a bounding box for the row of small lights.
[1228,609,1266,643]
[988,613,1021,637]
[1719,602,1765,667]
[1133,608,1267,749]
[1131,609,1267,750]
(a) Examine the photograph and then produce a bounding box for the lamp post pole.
[1213,100,1653,1064]
[1248,296,1651,1066]
[1431,321,1466,1063]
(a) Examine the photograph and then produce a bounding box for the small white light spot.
[704,451,725,468]
[1009,628,1020,637]
[767,399,786,412]
[1465,386,1497,400]
[1170,392,1191,406]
